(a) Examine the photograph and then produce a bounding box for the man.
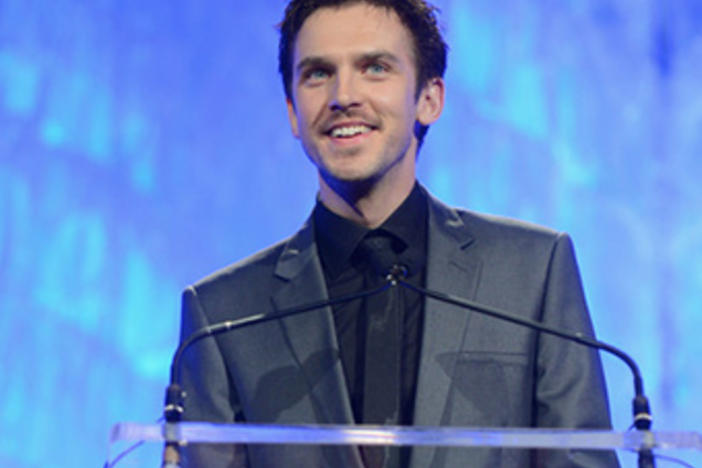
[178,1,619,467]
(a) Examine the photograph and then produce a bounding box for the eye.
[304,68,330,83]
[365,62,388,75]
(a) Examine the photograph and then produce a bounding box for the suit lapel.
[271,218,357,426]
[410,194,483,467]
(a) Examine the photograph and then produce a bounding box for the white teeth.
[330,125,371,138]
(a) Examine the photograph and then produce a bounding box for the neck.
[317,164,416,229]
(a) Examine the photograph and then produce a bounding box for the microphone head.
[356,232,410,279]
[387,264,409,281]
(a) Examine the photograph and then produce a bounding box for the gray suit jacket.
[179,190,619,467]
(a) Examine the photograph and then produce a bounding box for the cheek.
[376,83,417,119]
[296,90,327,124]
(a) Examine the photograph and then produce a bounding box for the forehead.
[293,3,415,66]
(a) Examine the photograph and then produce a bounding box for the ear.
[416,77,445,126]
[286,98,300,138]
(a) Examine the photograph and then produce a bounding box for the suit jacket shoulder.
[187,216,317,324]
[448,202,568,253]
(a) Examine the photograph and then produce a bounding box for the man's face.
[286,3,443,192]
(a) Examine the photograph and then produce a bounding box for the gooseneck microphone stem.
[393,275,654,468]
[161,282,392,468]
[396,279,645,397]
[169,282,392,385]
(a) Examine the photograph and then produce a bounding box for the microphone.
[375,261,654,468]
[161,281,393,467]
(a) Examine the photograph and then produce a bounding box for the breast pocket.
[439,351,532,426]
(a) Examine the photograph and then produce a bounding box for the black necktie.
[356,232,402,468]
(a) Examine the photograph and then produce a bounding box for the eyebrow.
[295,50,402,75]
[295,56,331,75]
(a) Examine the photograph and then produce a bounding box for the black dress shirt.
[313,184,428,428]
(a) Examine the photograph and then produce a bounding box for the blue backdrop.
[1,1,700,466]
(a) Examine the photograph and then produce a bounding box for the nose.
[329,68,360,111]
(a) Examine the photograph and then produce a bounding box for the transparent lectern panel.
[106,422,702,468]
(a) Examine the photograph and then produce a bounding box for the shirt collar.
[313,182,428,281]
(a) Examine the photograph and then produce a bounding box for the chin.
[321,167,380,191]
[330,162,384,181]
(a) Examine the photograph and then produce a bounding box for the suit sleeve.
[179,285,250,468]
[534,233,620,467]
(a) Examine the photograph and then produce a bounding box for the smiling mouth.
[327,124,374,139]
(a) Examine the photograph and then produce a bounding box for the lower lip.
[327,130,374,146]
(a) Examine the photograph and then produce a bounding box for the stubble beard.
[314,137,413,206]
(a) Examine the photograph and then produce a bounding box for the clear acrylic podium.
[108,421,702,467]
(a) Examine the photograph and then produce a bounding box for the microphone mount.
[384,264,409,285]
